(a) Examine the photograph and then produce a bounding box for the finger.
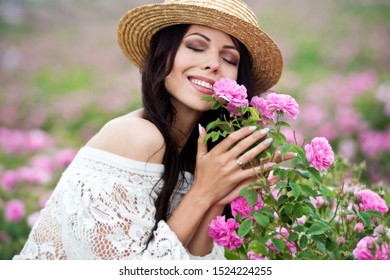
[272,151,298,163]
[196,124,208,160]
[268,175,281,185]
[230,127,270,160]
[242,161,277,177]
[238,136,273,165]
[211,125,257,155]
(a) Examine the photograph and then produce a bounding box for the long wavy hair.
[141,24,257,247]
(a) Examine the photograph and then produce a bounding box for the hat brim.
[118,3,283,93]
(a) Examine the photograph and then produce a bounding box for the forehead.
[185,24,234,43]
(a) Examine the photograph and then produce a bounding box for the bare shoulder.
[86,115,165,164]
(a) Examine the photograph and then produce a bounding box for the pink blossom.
[27,211,40,227]
[297,215,307,225]
[266,228,297,255]
[374,225,390,239]
[310,196,326,208]
[358,130,390,157]
[358,189,388,215]
[54,148,77,168]
[209,216,244,250]
[4,199,25,222]
[338,236,345,246]
[354,222,365,234]
[29,155,55,173]
[263,92,299,119]
[213,78,248,116]
[231,195,264,219]
[304,137,334,171]
[353,236,389,260]
[1,170,18,191]
[250,93,299,122]
[16,166,52,185]
[25,129,54,152]
[248,251,268,260]
[250,96,274,122]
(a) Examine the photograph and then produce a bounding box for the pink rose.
[4,199,25,222]
[213,78,248,116]
[358,189,388,215]
[1,170,18,191]
[209,216,244,250]
[353,236,389,260]
[54,148,77,168]
[250,96,274,122]
[25,129,54,152]
[263,92,299,120]
[304,137,334,171]
[231,195,264,219]
[354,222,365,234]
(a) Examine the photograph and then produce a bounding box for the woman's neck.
[172,109,202,152]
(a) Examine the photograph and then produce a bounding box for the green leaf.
[290,181,302,198]
[358,212,372,226]
[320,185,333,200]
[293,203,304,218]
[211,131,220,142]
[272,238,285,253]
[282,143,293,159]
[313,236,326,250]
[277,195,288,207]
[259,208,275,218]
[288,232,299,242]
[211,102,221,110]
[275,121,291,128]
[301,184,318,197]
[307,224,325,235]
[300,235,309,248]
[201,95,216,102]
[254,214,270,228]
[308,167,321,182]
[297,169,311,179]
[224,249,240,260]
[284,203,294,215]
[274,181,288,191]
[237,220,252,237]
[245,188,258,208]
[364,210,384,219]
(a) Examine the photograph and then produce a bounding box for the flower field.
[0,0,389,259]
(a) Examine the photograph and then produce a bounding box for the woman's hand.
[190,124,272,207]
[213,150,298,207]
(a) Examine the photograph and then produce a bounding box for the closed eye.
[187,46,203,52]
[223,57,238,66]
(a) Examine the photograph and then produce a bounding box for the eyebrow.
[185,32,238,50]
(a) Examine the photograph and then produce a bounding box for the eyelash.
[187,46,238,66]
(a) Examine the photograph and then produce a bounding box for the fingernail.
[259,127,270,135]
[198,123,203,134]
[263,137,273,145]
[293,152,298,157]
[248,126,257,131]
[265,162,276,169]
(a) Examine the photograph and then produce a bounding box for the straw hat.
[118,0,283,93]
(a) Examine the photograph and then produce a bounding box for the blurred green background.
[0,0,389,259]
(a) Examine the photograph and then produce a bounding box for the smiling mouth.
[189,78,214,90]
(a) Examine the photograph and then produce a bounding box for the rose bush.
[204,78,390,260]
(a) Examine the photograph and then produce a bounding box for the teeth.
[190,78,213,90]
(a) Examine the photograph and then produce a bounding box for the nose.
[202,53,220,73]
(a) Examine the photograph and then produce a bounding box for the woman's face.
[165,24,240,114]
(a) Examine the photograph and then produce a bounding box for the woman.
[14,0,291,259]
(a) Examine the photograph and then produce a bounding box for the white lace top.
[13,146,225,260]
